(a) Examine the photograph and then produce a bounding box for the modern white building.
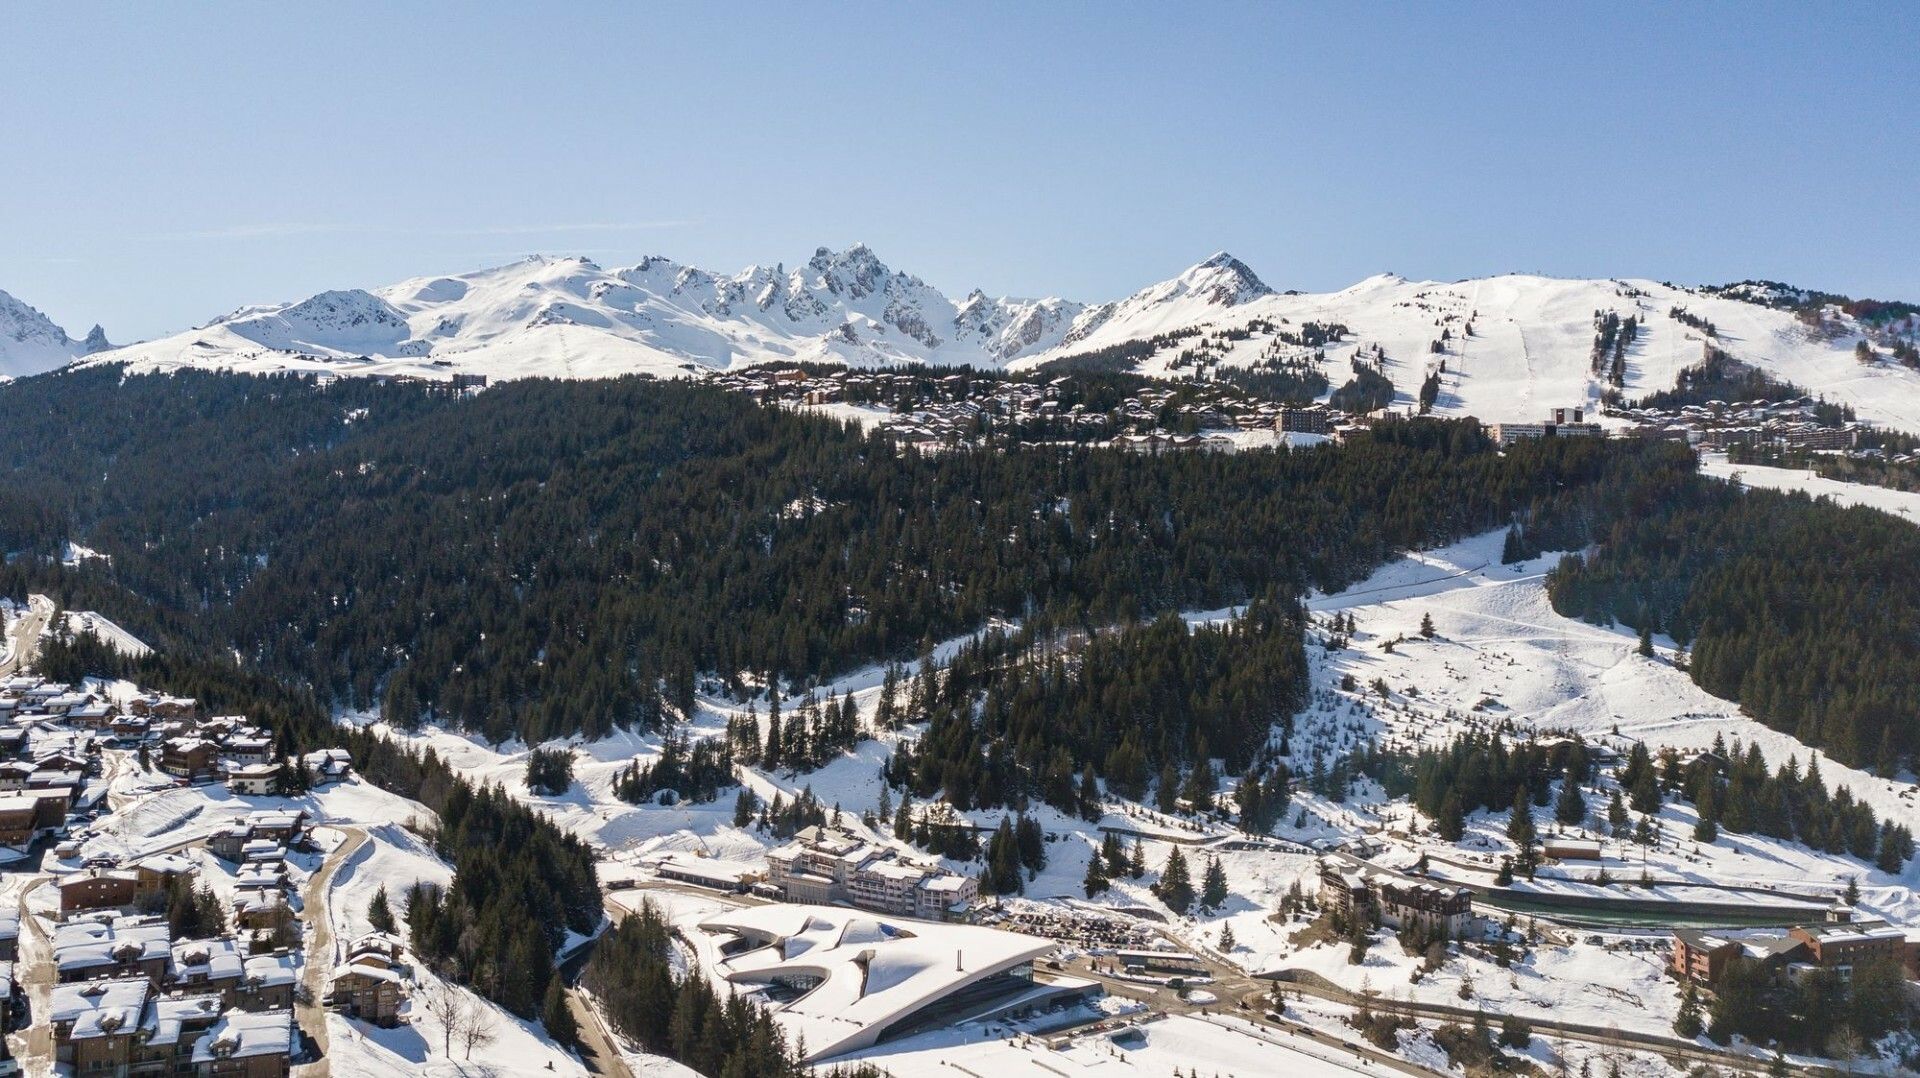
[695,904,1070,1061]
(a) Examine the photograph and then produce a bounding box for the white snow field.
[56,246,1920,430]
[1699,450,1920,519]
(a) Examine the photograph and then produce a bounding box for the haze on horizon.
[4,2,1916,341]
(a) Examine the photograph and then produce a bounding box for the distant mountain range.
[6,245,1919,427]
[0,290,110,377]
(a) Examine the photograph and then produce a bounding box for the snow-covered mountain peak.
[1184,251,1273,305]
[0,288,110,376]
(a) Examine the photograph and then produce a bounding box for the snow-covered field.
[1700,450,1920,519]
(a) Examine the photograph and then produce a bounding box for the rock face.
[0,289,109,376]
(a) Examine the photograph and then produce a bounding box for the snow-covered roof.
[698,903,1053,1061]
[190,1008,293,1063]
[54,917,171,973]
[49,977,150,1037]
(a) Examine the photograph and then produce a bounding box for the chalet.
[59,870,140,917]
[0,789,69,847]
[190,1007,293,1077]
[129,694,200,721]
[226,763,279,797]
[301,748,352,785]
[170,937,245,1000]
[1376,878,1474,938]
[243,810,306,846]
[134,853,198,899]
[0,911,18,961]
[1318,859,1473,938]
[1541,838,1604,861]
[0,761,34,791]
[234,892,294,940]
[53,916,172,984]
[162,738,220,782]
[222,736,273,768]
[238,953,298,1011]
[329,961,405,1027]
[206,825,253,863]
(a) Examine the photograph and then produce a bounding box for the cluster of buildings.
[1607,397,1865,451]
[19,681,353,797]
[764,825,979,921]
[45,912,299,1076]
[0,677,111,862]
[1487,407,1606,447]
[1318,859,1475,939]
[1671,912,1917,987]
[712,366,1317,452]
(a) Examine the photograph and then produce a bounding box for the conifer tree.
[1156,848,1195,914]
[1201,856,1228,909]
[1082,852,1109,898]
[1673,981,1703,1039]
[368,885,396,935]
[1554,777,1586,826]
[1507,787,1536,850]
[542,976,578,1048]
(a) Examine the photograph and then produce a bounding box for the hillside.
[59,249,1920,429]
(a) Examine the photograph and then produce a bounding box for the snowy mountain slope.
[63,247,1920,429]
[0,288,110,376]
[87,246,1092,383]
[1018,270,1920,432]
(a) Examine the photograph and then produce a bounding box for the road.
[293,826,368,1078]
[1262,969,1845,1077]
[7,874,54,1077]
[0,595,53,678]
[1055,954,1437,1077]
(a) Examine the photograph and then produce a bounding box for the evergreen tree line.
[1546,474,1920,774]
[1686,952,1907,1055]
[523,747,574,795]
[613,734,735,804]
[1328,358,1395,413]
[0,368,1663,746]
[1377,731,1595,844]
[883,600,1307,816]
[1647,736,1914,872]
[1591,310,1638,388]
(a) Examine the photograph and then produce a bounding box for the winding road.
[0,595,53,678]
[293,826,368,1078]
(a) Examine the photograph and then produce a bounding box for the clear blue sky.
[5,3,1916,341]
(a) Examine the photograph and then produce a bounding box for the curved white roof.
[697,904,1052,1061]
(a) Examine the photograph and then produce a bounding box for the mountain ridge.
[10,246,1920,428]
[0,289,110,377]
